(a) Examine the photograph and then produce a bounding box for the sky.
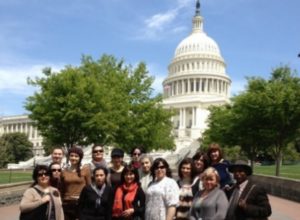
[0,0,299,116]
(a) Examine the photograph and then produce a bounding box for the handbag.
[19,187,48,220]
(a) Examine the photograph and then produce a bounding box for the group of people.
[19,143,272,220]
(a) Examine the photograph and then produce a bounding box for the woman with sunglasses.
[61,147,91,220]
[88,144,107,172]
[129,147,144,169]
[112,164,145,220]
[78,166,113,220]
[20,164,64,220]
[145,158,179,220]
[49,162,63,193]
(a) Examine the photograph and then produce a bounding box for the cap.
[111,148,124,158]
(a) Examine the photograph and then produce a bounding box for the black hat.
[111,148,124,157]
[228,160,252,176]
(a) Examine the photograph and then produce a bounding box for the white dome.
[175,32,221,58]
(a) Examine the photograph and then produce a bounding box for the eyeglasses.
[37,172,49,177]
[51,169,62,172]
[155,165,166,170]
[93,150,104,153]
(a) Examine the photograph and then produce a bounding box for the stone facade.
[0,115,44,156]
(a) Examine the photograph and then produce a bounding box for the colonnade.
[0,116,44,155]
[169,59,225,75]
[171,106,209,139]
[2,122,39,139]
[172,107,203,129]
[164,77,229,98]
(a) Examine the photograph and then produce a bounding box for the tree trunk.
[275,149,282,176]
[250,150,255,171]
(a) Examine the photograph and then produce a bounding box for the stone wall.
[0,182,31,207]
[251,174,300,203]
[1,175,300,206]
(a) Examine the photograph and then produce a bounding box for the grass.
[254,163,300,180]
[1,163,299,184]
[0,169,32,184]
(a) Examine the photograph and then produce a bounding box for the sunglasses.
[37,172,50,177]
[51,169,62,172]
[133,153,141,156]
[155,165,166,170]
[93,150,104,153]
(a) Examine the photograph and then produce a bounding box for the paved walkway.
[1,194,299,220]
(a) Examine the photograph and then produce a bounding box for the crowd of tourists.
[19,143,272,220]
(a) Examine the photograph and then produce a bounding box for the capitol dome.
[175,32,221,58]
[162,0,231,141]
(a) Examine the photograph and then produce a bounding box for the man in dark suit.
[226,160,272,220]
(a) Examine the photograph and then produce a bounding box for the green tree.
[260,66,300,175]
[204,66,300,176]
[26,54,174,152]
[0,132,33,168]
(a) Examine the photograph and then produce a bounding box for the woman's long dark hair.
[48,162,62,190]
[120,164,140,185]
[178,157,197,181]
[150,158,172,179]
[31,164,50,187]
[68,147,83,177]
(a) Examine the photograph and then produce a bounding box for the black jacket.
[112,186,145,220]
[78,184,113,220]
[226,180,272,220]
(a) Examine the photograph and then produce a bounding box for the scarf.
[112,182,139,217]
[91,183,106,208]
[131,161,141,169]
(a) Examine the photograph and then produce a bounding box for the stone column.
[199,78,202,92]
[179,108,183,128]
[188,78,191,93]
[29,125,33,140]
[194,107,197,127]
[194,78,197,93]
[191,107,195,128]
[183,108,186,128]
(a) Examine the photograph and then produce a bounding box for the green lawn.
[1,164,299,184]
[0,170,32,184]
[254,163,300,180]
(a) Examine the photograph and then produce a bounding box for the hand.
[222,184,231,191]
[41,194,51,203]
[122,208,134,218]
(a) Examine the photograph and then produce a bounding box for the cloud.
[0,63,64,95]
[135,0,193,40]
[147,63,168,95]
[146,10,177,30]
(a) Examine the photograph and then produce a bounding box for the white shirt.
[145,176,179,220]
